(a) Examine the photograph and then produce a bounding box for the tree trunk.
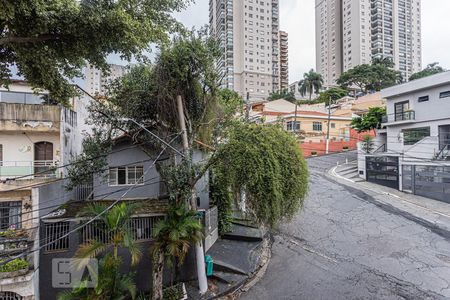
[152,250,165,300]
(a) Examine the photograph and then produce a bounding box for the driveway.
[240,152,450,300]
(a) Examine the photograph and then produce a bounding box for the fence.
[80,216,165,244]
[203,206,218,252]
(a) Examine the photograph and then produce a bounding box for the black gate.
[366,156,399,189]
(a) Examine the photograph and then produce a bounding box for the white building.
[358,72,450,202]
[0,81,93,299]
[316,0,422,87]
[209,0,283,101]
[84,63,127,96]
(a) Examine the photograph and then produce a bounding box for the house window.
[313,122,323,131]
[418,96,429,102]
[108,166,144,186]
[439,91,450,99]
[331,123,336,129]
[0,201,22,230]
[44,222,70,252]
[403,127,430,145]
[286,121,300,131]
[394,101,410,121]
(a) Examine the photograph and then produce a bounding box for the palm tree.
[298,69,324,100]
[58,202,141,300]
[75,202,142,265]
[151,204,204,300]
[57,254,137,300]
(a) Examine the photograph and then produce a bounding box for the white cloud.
[174,0,450,84]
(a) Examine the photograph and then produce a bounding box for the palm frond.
[75,240,109,260]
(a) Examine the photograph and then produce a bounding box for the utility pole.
[176,95,208,295]
[325,96,332,155]
[245,92,250,121]
[293,100,298,134]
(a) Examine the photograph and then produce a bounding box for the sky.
[173,0,450,84]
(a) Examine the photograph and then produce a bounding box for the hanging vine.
[212,123,309,230]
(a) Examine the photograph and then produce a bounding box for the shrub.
[311,151,318,156]
[0,258,29,273]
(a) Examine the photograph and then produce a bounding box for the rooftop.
[381,71,450,98]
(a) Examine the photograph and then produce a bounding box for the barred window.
[0,201,22,230]
[313,122,323,132]
[108,166,144,186]
[44,222,70,252]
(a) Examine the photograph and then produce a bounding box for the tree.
[361,135,375,154]
[317,87,348,105]
[151,204,203,300]
[351,107,386,133]
[409,63,445,81]
[68,31,309,298]
[212,123,309,228]
[75,202,142,264]
[337,59,402,93]
[298,69,324,100]
[0,0,189,104]
[57,254,137,300]
[58,202,141,300]
[268,89,296,102]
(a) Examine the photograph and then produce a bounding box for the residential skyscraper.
[209,0,283,101]
[279,31,289,90]
[85,63,127,96]
[316,0,422,87]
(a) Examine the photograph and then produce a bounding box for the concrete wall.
[92,142,210,208]
[385,82,450,125]
[0,103,60,132]
[38,221,197,300]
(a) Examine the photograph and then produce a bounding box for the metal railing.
[0,160,59,178]
[381,110,415,123]
[80,216,165,244]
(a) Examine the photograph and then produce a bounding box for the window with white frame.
[0,201,22,230]
[286,121,300,131]
[109,166,144,186]
[313,122,323,131]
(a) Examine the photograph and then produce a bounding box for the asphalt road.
[240,152,450,300]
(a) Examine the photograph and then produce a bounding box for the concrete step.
[222,224,264,242]
[211,270,247,284]
[339,167,358,176]
[338,165,358,173]
[213,259,248,275]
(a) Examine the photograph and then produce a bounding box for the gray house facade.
[38,137,217,299]
[358,71,450,202]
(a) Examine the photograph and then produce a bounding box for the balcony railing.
[0,160,59,179]
[381,110,415,124]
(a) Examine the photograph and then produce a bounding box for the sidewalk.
[328,161,450,236]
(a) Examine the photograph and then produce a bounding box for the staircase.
[434,145,450,161]
[335,162,365,182]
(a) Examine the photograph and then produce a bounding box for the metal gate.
[366,156,399,189]
[403,165,450,203]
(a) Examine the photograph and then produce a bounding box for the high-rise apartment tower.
[279,31,289,90]
[85,63,127,96]
[210,0,285,101]
[316,0,422,87]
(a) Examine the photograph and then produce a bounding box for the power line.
[0,133,178,267]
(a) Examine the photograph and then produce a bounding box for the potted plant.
[0,258,29,279]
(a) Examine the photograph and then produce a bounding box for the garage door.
[366,156,399,189]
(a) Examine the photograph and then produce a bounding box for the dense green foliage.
[0,258,28,272]
[212,124,309,228]
[58,254,136,300]
[268,89,296,102]
[409,62,445,81]
[316,87,348,105]
[152,204,203,266]
[298,69,324,100]
[337,58,402,93]
[1,0,189,104]
[351,107,386,133]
